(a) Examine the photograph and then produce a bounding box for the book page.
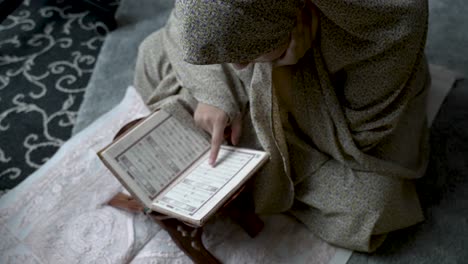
[153,146,268,223]
[100,111,210,206]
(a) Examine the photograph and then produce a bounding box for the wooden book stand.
[107,118,264,264]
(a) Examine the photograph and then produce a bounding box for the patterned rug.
[0,0,119,194]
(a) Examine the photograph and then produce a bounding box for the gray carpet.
[72,0,468,263]
[72,0,174,134]
[425,0,468,76]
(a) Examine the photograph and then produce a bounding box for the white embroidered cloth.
[0,87,339,264]
[0,64,456,263]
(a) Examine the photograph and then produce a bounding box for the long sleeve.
[162,11,249,120]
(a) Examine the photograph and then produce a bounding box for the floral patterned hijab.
[175,0,302,65]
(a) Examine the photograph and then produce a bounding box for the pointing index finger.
[209,121,225,166]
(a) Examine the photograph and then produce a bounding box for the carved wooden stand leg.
[221,191,264,238]
[107,192,264,264]
[149,214,220,264]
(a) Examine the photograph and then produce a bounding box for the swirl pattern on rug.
[0,0,118,193]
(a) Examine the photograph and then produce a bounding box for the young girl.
[134,0,430,252]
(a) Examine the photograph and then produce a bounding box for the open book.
[98,110,269,226]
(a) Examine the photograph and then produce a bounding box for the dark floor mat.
[0,0,119,193]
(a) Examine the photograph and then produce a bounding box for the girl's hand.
[273,1,319,67]
[194,103,242,166]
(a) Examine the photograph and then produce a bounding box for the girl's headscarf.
[175,0,302,65]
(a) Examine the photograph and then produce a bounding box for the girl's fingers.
[194,103,230,166]
[230,114,243,146]
[210,120,225,166]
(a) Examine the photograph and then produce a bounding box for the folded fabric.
[0,64,456,263]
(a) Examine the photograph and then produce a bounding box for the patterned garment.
[176,0,301,64]
[135,0,430,252]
